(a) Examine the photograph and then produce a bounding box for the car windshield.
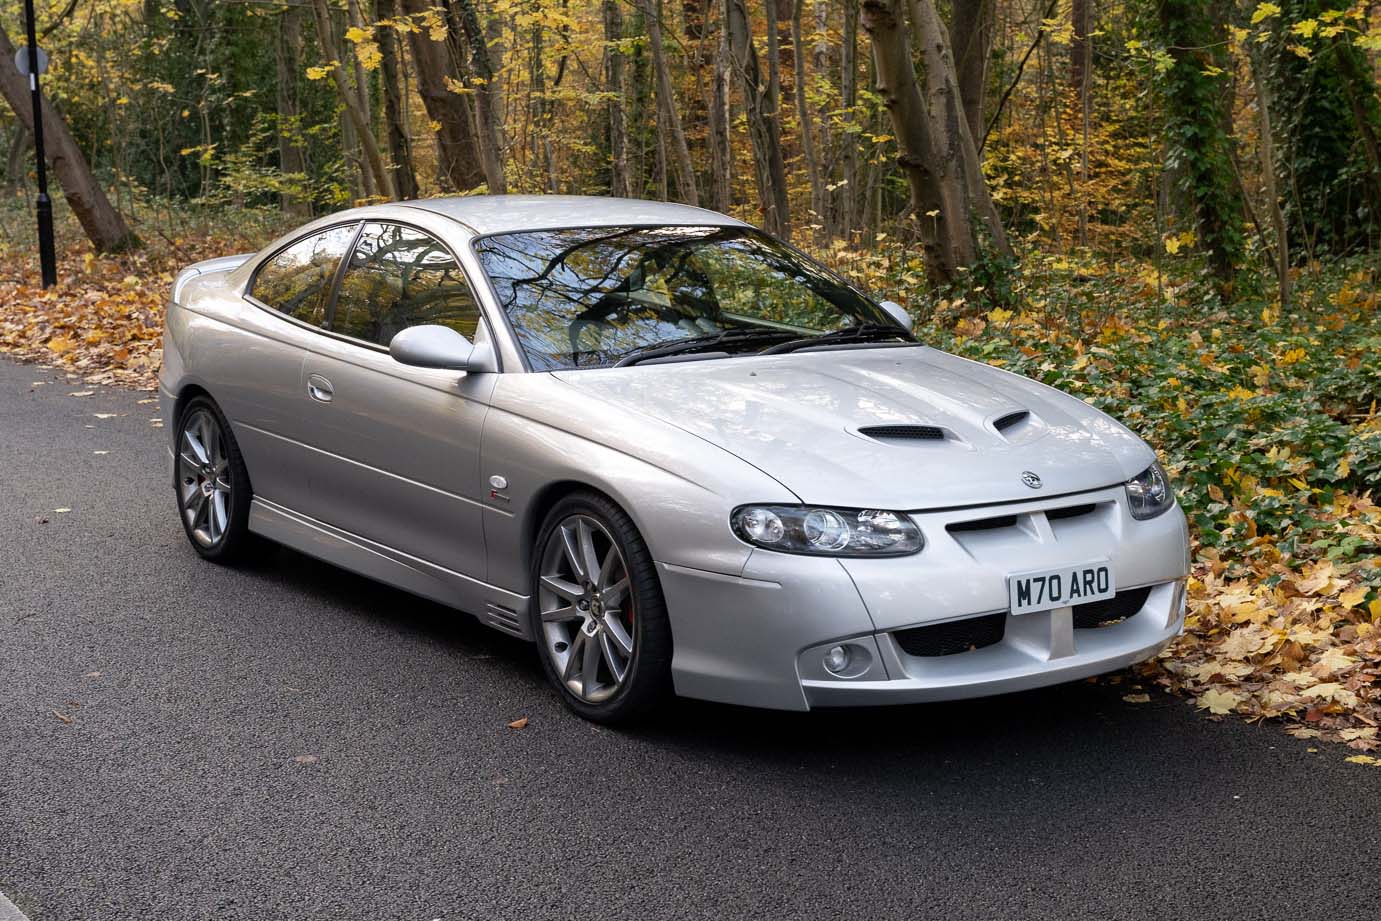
[472,225,900,370]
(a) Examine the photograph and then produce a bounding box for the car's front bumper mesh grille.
[893,612,1006,657]
[1072,585,1153,628]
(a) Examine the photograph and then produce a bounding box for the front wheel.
[174,396,253,563]
[530,492,672,724]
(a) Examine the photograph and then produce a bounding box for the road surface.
[0,357,1374,920]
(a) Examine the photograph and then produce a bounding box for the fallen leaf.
[1344,754,1379,766]
[54,508,71,513]
[292,754,319,764]
[1122,693,1151,704]
[507,717,530,729]
[67,390,94,397]
[53,710,73,724]
[92,412,118,419]
[1197,688,1243,715]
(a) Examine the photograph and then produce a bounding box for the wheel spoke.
[188,490,208,531]
[576,520,601,585]
[540,575,582,602]
[562,632,585,682]
[178,450,202,472]
[183,426,209,466]
[559,525,587,580]
[210,491,228,540]
[603,577,630,608]
[541,604,581,624]
[580,627,601,696]
[599,633,628,683]
[603,615,634,660]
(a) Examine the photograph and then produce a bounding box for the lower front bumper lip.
[801,615,1180,707]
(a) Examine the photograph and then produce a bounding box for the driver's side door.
[293,221,497,582]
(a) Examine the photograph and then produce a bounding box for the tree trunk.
[708,12,732,212]
[1071,0,1091,244]
[947,0,994,143]
[376,0,419,199]
[1247,41,1289,307]
[451,0,508,194]
[840,0,860,237]
[5,121,29,197]
[309,0,394,199]
[603,0,633,197]
[0,22,138,252]
[726,0,790,238]
[860,0,1010,283]
[400,0,484,192]
[792,0,825,234]
[276,5,311,215]
[642,0,700,204]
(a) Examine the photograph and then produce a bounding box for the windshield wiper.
[758,322,913,356]
[613,327,799,367]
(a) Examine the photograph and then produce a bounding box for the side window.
[332,223,483,347]
[251,224,356,326]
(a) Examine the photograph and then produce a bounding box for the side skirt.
[248,497,533,640]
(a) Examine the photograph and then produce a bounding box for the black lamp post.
[23,0,57,288]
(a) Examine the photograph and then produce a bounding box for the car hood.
[550,345,1156,510]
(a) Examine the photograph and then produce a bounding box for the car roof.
[398,194,751,236]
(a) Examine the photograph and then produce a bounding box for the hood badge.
[1021,471,1043,489]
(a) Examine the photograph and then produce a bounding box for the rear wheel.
[530,492,672,723]
[174,396,253,563]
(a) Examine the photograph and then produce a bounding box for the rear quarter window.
[251,224,357,326]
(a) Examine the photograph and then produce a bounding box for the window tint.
[332,223,482,347]
[251,224,356,326]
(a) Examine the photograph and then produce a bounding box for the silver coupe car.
[159,195,1189,723]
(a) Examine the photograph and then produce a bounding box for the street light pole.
[24,0,57,288]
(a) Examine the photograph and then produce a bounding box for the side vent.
[993,410,1030,433]
[858,424,945,441]
[484,603,530,639]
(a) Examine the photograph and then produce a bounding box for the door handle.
[307,374,334,403]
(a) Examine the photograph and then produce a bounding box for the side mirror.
[389,325,496,373]
[879,300,914,333]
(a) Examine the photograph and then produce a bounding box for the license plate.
[1007,561,1114,615]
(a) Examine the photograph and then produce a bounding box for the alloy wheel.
[177,408,233,548]
[537,514,636,704]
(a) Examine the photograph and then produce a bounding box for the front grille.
[893,612,1006,657]
[858,424,945,441]
[947,514,1019,533]
[1072,585,1152,628]
[1046,503,1097,521]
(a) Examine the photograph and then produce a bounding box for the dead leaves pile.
[0,245,174,389]
[1145,493,1381,751]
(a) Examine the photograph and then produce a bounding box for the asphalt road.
[1,355,1376,921]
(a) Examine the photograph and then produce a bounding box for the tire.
[173,395,254,564]
[529,491,673,724]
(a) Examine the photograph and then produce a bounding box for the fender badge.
[1021,471,1043,489]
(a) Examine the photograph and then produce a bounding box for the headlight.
[731,505,923,556]
[1125,461,1174,520]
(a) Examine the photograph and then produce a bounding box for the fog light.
[823,645,851,675]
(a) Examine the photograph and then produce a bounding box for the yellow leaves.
[47,336,77,354]
[1279,347,1307,365]
[1197,688,1242,714]
[1338,585,1368,609]
[344,27,382,71]
[1122,693,1151,704]
[1225,385,1257,401]
[1370,598,1381,621]
[1345,755,1380,766]
[305,64,333,81]
[987,307,1014,325]
[1163,230,1198,254]
[1289,19,1319,39]
[1250,2,1281,23]
[1301,682,1358,709]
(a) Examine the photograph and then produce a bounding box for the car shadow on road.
[233,540,1213,795]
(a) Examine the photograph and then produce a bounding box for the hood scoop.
[991,409,1045,444]
[857,424,946,443]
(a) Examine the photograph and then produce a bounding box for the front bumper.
[658,485,1189,711]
